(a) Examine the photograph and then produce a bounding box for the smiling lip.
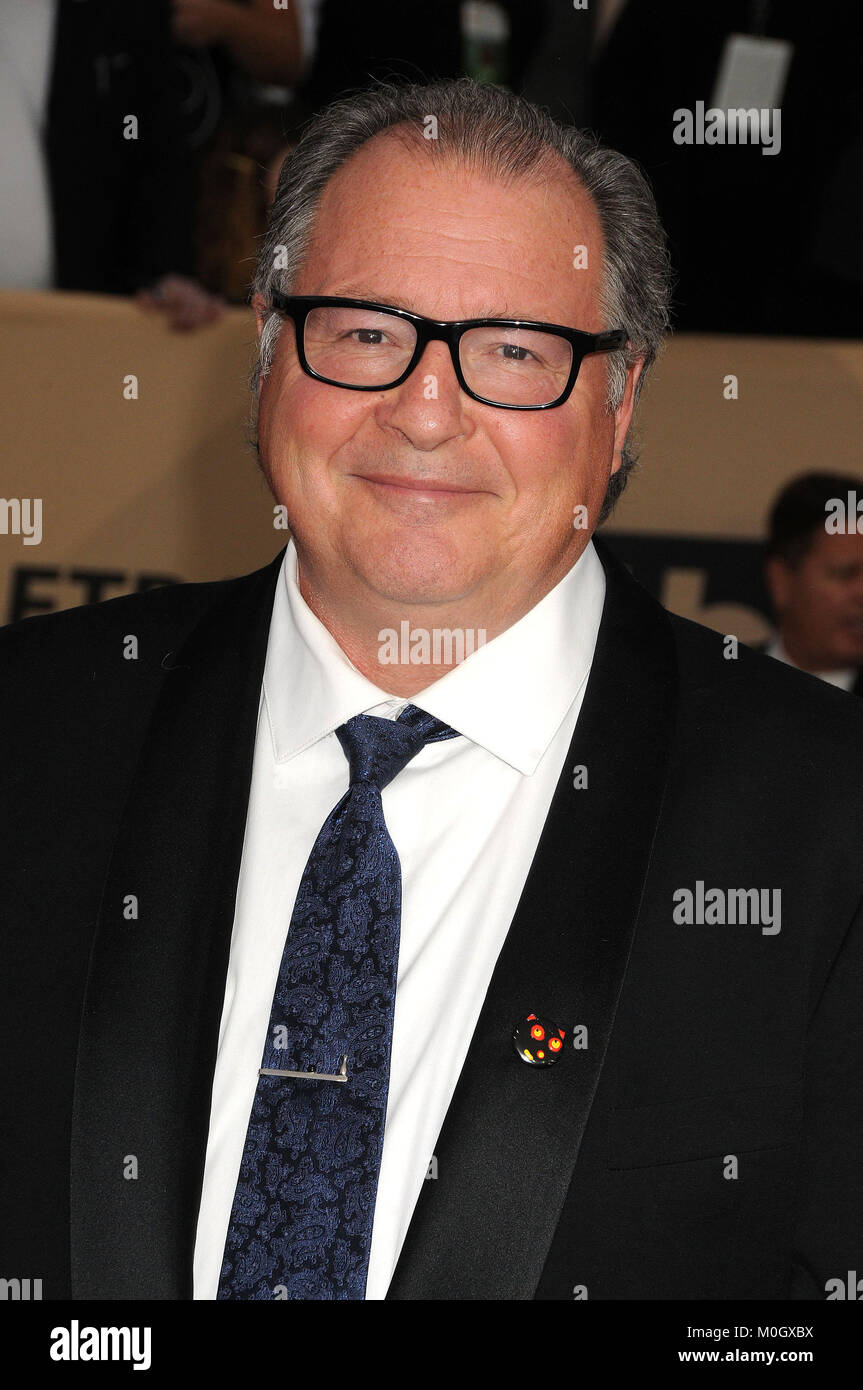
[356,473,483,494]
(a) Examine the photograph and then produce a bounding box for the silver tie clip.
[259,1055,348,1083]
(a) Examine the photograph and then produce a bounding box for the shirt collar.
[767,636,857,691]
[263,537,606,775]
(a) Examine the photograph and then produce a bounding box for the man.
[2,79,862,1302]
[764,472,863,696]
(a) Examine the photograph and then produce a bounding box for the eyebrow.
[322,287,525,320]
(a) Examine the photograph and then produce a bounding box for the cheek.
[829,585,854,616]
[807,581,840,620]
[261,373,366,483]
[491,407,611,521]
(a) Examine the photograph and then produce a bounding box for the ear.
[610,357,645,476]
[252,291,270,340]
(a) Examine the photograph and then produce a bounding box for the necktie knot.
[336,704,459,791]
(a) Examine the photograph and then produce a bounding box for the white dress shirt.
[193,536,606,1298]
[766,637,857,692]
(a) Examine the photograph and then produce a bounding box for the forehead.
[811,529,863,564]
[294,131,606,325]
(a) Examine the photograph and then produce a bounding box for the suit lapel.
[387,544,678,1299]
[70,551,285,1299]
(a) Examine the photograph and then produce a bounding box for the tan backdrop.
[2,289,862,639]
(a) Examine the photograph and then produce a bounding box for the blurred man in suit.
[2,79,863,1301]
[764,472,863,696]
[0,0,222,329]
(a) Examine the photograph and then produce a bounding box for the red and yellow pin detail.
[513,1013,566,1066]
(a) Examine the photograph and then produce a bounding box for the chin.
[826,648,863,669]
[360,563,476,606]
[350,533,486,605]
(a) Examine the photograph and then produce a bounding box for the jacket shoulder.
[0,559,280,681]
[0,557,282,741]
[667,609,863,771]
[1,573,238,660]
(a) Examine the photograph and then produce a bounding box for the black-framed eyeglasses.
[269,293,627,410]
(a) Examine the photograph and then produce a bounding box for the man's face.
[767,530,863,669]
[255,133,640,627]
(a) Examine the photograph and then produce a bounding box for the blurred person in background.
[170,0,319,302]
[592,0,863,336]
[0,0,224,331]
[302,1,542,113]
[259,3,544,275]
[764,472,863,695]
[172,0,309,83]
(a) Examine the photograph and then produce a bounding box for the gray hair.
[253,78,672,521]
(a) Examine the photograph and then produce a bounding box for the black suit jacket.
[755,642,863,700]
[2,541,862,1300]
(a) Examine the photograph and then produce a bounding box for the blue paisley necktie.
[217,703,459,1300]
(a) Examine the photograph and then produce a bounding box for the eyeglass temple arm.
[593,329,628,353]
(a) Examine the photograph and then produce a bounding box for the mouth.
[353,473,486,499]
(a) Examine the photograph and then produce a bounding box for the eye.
[461,325,570,373]
[350,328,389,345]
[498,343,534,362]
[530,1023,545,1041]
[549,1036,562,1052]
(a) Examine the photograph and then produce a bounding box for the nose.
[373,339,471,451]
